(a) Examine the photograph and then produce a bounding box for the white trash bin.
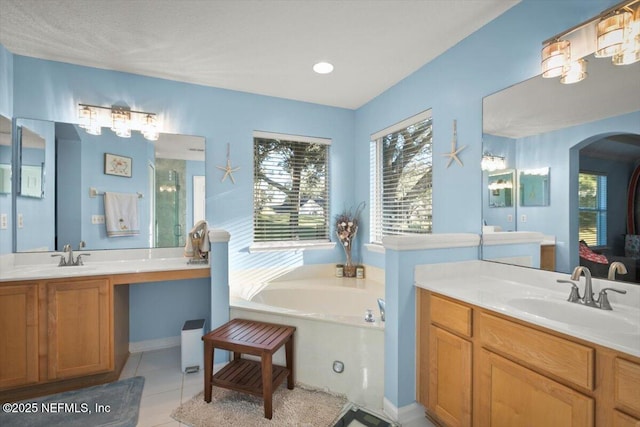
[181,319,205,373]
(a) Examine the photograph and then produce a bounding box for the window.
[578,172,607,247]
[370,110,433,244]
[253,131,330,244]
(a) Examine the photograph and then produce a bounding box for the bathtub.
[230,266,385,410]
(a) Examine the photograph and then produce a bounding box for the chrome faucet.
[559,266,627,310]
[63,244,74,266]
[570,266,598,307]
[53,242,90,266]
[377,298,385,322]
[608,262,628,280]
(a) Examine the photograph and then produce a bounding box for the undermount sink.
[507,297,639,334]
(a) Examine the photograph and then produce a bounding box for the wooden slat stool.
[202,318,296,419]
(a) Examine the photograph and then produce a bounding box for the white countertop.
[415,260,640,358]
[0,248,209,282]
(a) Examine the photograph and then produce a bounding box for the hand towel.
[104,192,140,237]
[184,220,209,257]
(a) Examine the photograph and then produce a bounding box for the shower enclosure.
[155,159,187,247]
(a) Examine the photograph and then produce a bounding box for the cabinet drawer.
[430,294,472,337]
[479,312,594,390]
[615,358,640,414]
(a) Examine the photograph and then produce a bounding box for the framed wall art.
[104,153,132,178]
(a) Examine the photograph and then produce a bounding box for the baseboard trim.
[383,398,425,424]
[129,336,180,353]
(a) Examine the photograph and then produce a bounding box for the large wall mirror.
[13,119,205,252]
[482,53,640,284]
[0,116,11,254]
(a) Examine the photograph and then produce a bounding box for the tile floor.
[120,346,435,427]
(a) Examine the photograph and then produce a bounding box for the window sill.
[249,241,336,253]
[364,243,385,254]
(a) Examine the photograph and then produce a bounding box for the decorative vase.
[343,248,356,277]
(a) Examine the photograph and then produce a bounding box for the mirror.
[17,124,46,198]
[488,169,514,208]
[482,53,640,283]
[15,118,55,252]
[519,168,549,207]
[0,115,11,254]
[14,119,205,252]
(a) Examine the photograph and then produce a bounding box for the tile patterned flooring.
[121,346,435,427]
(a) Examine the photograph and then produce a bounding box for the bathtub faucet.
[377,298,385,322]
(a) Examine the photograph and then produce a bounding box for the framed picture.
[104,153,132,178]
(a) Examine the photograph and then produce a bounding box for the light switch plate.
[18,213,24,228]
[0,213,7,229]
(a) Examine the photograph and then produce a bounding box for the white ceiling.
[0,0,519,109]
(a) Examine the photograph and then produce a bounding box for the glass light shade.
[111,109,131,138]
[596,11,631,57]
[560,59,587,84]
[77,105,93,128]
[142,114,159,141]
[85,123,102,136]
[541,40,570,78]
[613,9,640,65]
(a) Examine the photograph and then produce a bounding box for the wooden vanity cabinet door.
[47,278,112,379]
[428,325,472,427]
[479,349,594,427]
[0,284,39,388]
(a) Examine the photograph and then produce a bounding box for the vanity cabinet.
[0,266,207,401]
[46,278,111,379]
[420,294,472,427]
[416,288,640,426]
[479,349,593,426]
[0,283,39,388]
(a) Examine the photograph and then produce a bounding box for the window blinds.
[253,134,330,242]
[370,112,433,244]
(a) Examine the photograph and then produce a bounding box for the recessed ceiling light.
[313,62,334,74]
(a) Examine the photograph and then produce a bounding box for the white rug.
[172,384,348,427]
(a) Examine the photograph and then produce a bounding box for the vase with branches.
[335,202,365,277]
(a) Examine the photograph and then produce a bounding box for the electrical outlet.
[507,214,513,222]
[18,213,24,228]
[521,214,527,223]
[0,213,7,229]
[91,215,105,224]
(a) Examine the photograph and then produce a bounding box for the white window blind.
[370,111,433,244]
[253,132,330,243]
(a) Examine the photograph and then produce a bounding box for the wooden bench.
[202,318,296,419]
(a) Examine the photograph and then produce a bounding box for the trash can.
[181,319,205,373]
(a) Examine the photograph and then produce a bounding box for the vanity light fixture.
[541,0,640,82]
[76,103,159,141]
[481,153,506,172]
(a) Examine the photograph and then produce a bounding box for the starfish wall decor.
[216,143,240,183]
[442,119,467,168]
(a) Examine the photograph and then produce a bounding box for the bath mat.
[172,384,348,427]
[0,376,144,427]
